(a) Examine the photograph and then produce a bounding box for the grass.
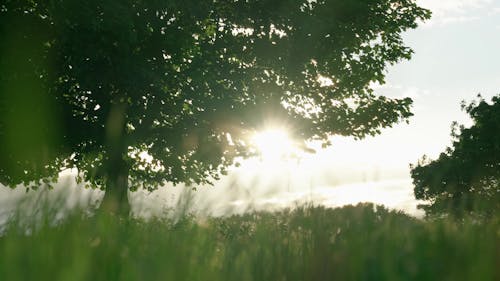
[0,202,498,281]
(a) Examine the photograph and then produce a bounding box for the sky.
[1,0,500,219]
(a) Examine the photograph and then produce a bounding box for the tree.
[411,95,500,218]
[1,0,430,214]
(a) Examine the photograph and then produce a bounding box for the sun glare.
[252,128,295,160]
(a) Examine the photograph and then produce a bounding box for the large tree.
[411,95,500,218]
[1,0,430,214]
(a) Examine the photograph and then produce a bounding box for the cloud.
[372,83,431,102]
[440,16,480,25]
[403,86,431,100]
[417,0,493,26]
[417,0,492,14]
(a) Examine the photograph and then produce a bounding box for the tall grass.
[0,202,498,281]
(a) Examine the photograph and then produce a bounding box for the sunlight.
[252,128,295,161]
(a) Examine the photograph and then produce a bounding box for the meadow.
[0,202,498,281]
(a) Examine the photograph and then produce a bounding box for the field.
[0,203,498,281]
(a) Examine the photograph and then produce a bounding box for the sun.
[251,128,295,160]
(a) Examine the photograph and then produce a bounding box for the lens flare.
[252,128,295,160]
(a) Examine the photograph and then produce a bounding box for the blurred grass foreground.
[0,202,498,281]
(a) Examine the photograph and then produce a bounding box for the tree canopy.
[411,95,500,218]
[1,0,430,213]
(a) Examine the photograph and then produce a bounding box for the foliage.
[0,203,498,281]
[411,95,500,217]
[1,0,430,209]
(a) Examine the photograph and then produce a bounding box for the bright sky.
[1,0,500,219]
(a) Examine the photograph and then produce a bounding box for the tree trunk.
[99,102,130,216]
[100,159,130,216]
